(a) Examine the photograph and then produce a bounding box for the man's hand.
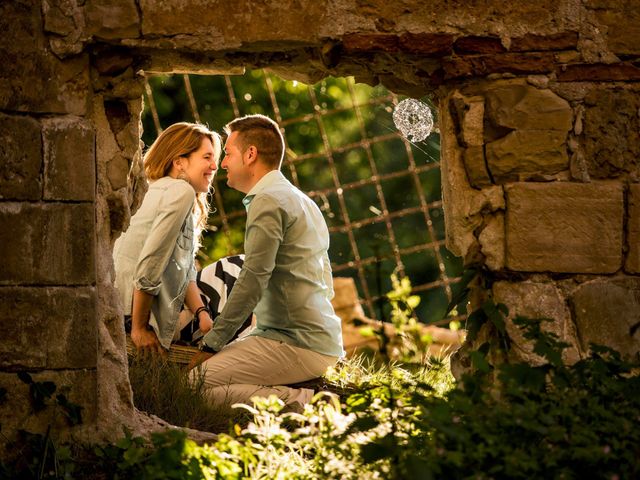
[131,327,164,358]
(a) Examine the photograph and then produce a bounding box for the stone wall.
[1,0,639,447]
[441,75,640,368]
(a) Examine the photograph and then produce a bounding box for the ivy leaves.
[17,372,83,426]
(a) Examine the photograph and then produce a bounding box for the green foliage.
[94,427,245,480]
[82,328,640,479]
[382,273,434,363]
[6,314,640,479]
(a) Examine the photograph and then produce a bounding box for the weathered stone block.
[139,0,326,49]
[569,278,640,359]
[43,0,80,37]
[92,49,134,76]
[586,0,640,55]
[85,0,140,39]
[107,154,130,191]
[479,213,504,270]
[441,92,505,259]
[0,2,90,115]
[462,146,492,188]
[0,203,95,285]
[0,287,96,369]
[493,281,581,365]
[505,182,623,273]
[485,84,573,132]
[43,117,95,201]
[461,96,484,147]
[626,184,640,274]
[581,88,640,179]
[485,130,569,181]
[0,369,96,443]
[0,114,42,200]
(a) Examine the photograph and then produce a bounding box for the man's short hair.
[224,114,285,169]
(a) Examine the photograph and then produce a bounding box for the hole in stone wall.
[137,69,463,324]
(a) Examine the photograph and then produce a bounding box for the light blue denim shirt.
[202,170,344,357]
[113,176,197,349]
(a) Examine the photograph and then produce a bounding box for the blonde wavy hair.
[143,122,221,239]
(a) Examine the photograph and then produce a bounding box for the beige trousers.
[191,335,338,408]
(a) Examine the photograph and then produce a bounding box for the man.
[190,114,344,411]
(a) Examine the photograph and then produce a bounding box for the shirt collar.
[242,170,283,211]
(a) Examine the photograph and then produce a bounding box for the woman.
[113,122,221,356]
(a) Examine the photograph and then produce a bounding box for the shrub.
[102,315,639,479]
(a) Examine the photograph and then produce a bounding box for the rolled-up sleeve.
[202,195,284,351]
[133,182,195,295]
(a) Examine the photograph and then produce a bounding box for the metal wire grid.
[143,73,461,324]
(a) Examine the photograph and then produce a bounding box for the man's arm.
[201,195,285,352]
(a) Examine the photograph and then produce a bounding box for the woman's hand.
[198,311,213,334]
[131,326,164,357]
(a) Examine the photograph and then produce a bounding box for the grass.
[128,350,454,435]
[127,354,252,434]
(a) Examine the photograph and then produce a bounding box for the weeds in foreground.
[5,273,639,478]
[101,317,640,479]
[128,355,252,434]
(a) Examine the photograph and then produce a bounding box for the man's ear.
[245,146,258,165]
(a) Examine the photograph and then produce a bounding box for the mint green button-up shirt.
[202,170,344,357]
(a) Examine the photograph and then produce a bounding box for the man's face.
[221,131,251,193]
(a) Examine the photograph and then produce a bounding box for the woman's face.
[183,137,217,193]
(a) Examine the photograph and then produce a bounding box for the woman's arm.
[130,182,195,354]
[183,281,213,333]
[134,182,195,297]
[131,289,163,355]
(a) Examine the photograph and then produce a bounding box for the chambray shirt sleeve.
[187,260,197,283]
[134,182,195,295]
[202,195,284,351]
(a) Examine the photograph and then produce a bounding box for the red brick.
[556,63,640,82]
[443,52,555,79]
[399,33,454,56]
[510,31,578,52]
[342,34,399,53]
[454,36,506,54]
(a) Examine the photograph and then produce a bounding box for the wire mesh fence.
[141,70,464,325]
